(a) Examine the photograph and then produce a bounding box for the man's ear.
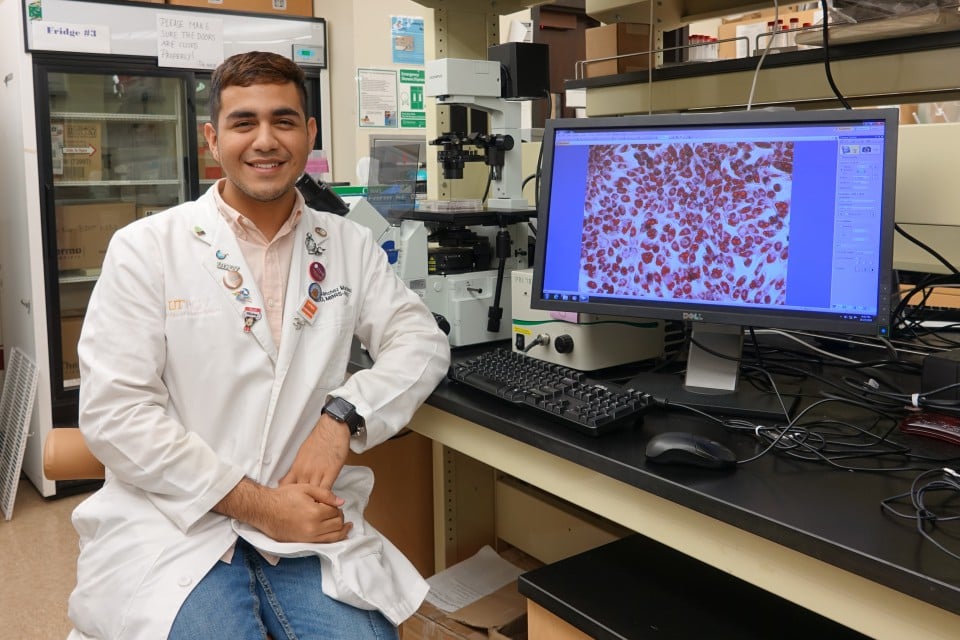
[307,117,318,150]
[203,121,220,162]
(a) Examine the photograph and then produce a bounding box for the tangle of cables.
[881,467,960,561]
[654,328,960,473]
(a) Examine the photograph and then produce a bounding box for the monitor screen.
[531,108,899,417]
[365,135,426,216]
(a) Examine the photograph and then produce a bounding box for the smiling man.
[67,51,450,640]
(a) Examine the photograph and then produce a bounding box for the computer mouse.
[645,431,737,469]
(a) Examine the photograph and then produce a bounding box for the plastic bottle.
[690,35,706,62]
[798,22,814,50]
[788,17,800,48]
[776,20,787,48]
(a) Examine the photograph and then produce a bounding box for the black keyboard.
[448,348,654,436]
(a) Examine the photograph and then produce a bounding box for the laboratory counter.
[349,341,960,638]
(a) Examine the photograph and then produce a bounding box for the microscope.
[425,58,529,210]
[297,172,430,296]
[414,57,538,347]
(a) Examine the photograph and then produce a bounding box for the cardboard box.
[55,121,103,182]
[168,0,314,17]
[401,587,528,640]
[584,23,651,78]
[55,201,137,271]
[400,547,540,640]
[137,204,169,219]
[60,313,85,383]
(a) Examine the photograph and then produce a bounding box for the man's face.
[203,81,316,211]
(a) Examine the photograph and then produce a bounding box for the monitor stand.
[627,322,796,421]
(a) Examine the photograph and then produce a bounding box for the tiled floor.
[0,479,90,639]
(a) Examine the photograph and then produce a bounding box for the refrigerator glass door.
[46,70,189,404]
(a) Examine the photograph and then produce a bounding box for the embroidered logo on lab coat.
[313,284,352,303]
[166,297,220,317]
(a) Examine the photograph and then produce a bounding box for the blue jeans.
[169,538,398,640]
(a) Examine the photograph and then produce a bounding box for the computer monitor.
[532,108,899,418]
[366,134,426,216]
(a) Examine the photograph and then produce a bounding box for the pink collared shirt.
[212,180,304,565]
[212,180,303,350]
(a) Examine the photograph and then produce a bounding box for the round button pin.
[308,282,322,301]
[223,270,243,289]
[309,261,326,282]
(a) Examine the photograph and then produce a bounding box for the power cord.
[838,374,960,414]
[746,0,779,110]
[819,0,852,109]
[523,333,550,353]
[881,467,960,561]
[481,166,493,203]
[895,223,960,277]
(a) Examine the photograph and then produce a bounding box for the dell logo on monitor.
[682,312,705,322]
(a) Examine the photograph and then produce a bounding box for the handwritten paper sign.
[32,21,111,54]
[157,14,223,70]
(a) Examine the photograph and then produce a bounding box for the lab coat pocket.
[306,313,355,389]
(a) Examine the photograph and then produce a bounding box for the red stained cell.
[582,139,791,305]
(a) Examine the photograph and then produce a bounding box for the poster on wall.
[357,68,398,128]
[398,69,425,129]
[391,15,424,65]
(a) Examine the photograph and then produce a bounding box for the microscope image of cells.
[579,141,793,305]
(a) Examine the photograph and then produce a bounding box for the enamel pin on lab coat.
[308,282,322,302]
[217,260,241,272]
[298,298,319,324]
[243,307,262,332]
[305,231,327,256]
[234,287,252,303]
[223,270,243,290]
[309,261,326,282]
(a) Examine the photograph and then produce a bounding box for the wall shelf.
[585,0,775,29]
[51,111,180,122]
[566,30,960,114]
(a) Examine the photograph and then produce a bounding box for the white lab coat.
[67,187,451,639]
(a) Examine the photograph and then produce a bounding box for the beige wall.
[320,0,435,184]
[321,3,535,188]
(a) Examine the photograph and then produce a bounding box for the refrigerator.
[0,0,330,496]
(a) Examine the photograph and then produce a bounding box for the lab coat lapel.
[275,212,325,376]
[194,207,278,364]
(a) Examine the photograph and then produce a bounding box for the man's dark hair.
[209,51,309,127]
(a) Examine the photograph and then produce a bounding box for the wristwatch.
[322,397,365,438]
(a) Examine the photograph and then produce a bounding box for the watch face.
[325,397,361,434]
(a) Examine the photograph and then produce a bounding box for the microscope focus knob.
[554,334,574,354]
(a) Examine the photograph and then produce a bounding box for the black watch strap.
[322,397,365,437]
